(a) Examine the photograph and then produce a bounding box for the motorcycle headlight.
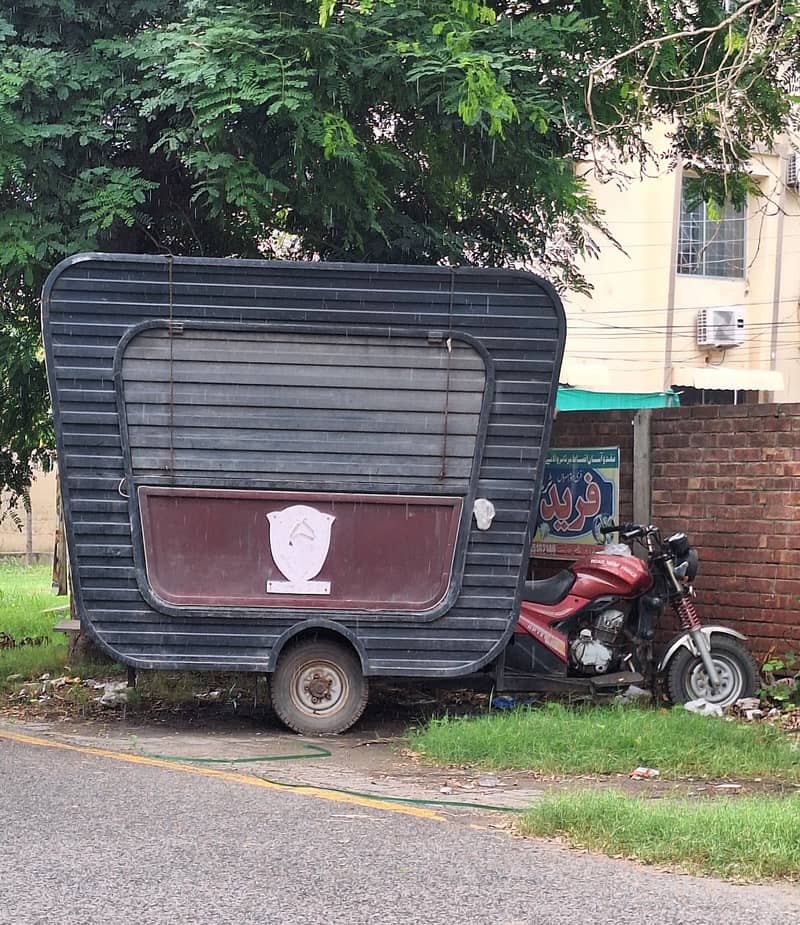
[666,532,690,557]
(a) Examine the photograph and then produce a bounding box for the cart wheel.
[270,638,368,735]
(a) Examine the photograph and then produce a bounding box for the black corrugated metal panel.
[42,254,564,675]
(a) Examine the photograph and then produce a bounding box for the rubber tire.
[666,636,758,709]
[270,639,368,735]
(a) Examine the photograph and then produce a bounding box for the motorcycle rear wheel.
[666,636,758,709]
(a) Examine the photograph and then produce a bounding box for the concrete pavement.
[1,723,799,924]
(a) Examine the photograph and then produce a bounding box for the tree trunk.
[52,474,67,595]
[24,494,33,566]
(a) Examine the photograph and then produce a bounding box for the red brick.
[704,418,738,433]
[762,447,793,461]
[734,477,764,491]
[748,403,784,417]
[657,433,689,450]
[691,406,722,420]
[765,500,800,519]
[770,603,800,619]
[717,405,753,419]
[762,416,793,432]
[735,448,764,462]
[718,591,767,608]
[705,562,779,580]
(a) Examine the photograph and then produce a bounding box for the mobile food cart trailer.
[43,254,565,733]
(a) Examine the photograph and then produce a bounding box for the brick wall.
[535,404,800,660]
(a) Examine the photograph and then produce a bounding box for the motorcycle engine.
[569,609,625,674]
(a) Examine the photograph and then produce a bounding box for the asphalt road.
[1,732,799,925]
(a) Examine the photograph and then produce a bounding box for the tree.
[1,0,797,498]
[0,1,250,508]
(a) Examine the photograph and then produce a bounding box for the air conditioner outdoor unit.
[788,152,800,189]
[697,307,745,348]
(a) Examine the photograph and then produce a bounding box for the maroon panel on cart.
[139,487,462,611]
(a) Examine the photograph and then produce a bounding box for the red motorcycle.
[497,522,758,708]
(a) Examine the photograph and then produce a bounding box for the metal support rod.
[769,147,787,403]
[663,164,684,392]
[632,409,652,556]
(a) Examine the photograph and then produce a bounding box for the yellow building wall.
[0,468,57,557]
[566,141,800,399]
[564,162,678,394]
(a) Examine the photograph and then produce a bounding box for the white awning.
[559,359,610,390]
[671,365,784,392]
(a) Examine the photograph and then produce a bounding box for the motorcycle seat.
[522,570,576,606]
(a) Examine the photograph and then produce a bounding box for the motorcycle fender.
[657,626,747,674]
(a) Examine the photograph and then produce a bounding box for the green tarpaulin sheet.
[556,388,678,411]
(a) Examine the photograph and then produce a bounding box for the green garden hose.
[143,742,332,763]
[143,743,523,813]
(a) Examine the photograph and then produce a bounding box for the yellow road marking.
[0,728,444,822]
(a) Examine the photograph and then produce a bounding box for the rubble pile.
[727,697,800,731]
[3,673,128,710]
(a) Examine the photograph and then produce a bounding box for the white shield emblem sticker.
[266,505,335,595]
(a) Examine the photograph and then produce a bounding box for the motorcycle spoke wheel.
[666,636,758,709]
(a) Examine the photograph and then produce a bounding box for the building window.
[677,190,745,279]
[671,387,757,407]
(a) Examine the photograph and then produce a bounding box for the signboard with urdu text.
[531,447,620,559]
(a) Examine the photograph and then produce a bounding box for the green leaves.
[73,167,159,236]
[455,56,517,137]
[189,153,288,231]
[315,112,358,160]
[0,17,16,44]
[0,0,797,500]
[0,311,54,503]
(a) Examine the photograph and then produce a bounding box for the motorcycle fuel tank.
[569,553,652,599]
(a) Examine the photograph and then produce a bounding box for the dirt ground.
[3,680,797,812]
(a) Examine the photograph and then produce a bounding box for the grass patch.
[0,563,70,683]
[0,640,70,687]
[409,703,800,780]
[519,790,800,881]
[0,563,65,637]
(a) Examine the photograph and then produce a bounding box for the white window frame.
[677,189,746,279]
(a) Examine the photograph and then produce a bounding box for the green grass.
[409,703,800,781]
[0,563,70,683]
[519,790,800,881]
[0,566,267,710]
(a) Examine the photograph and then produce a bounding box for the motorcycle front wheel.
[666,636,758,709]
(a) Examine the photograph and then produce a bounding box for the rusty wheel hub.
[304,671,334,704]
[293,660,347,715]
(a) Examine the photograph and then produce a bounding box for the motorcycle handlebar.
[599,522,647,539]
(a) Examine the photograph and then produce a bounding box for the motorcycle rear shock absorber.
[672,592,702,632]
[672,592,721,690]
